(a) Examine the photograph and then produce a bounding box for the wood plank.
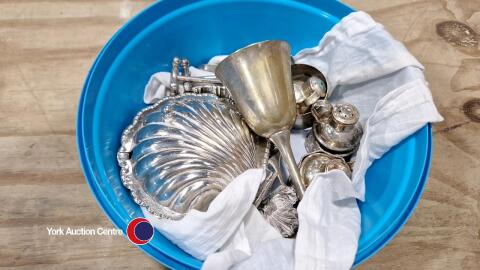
[0,0,478,269]
[344,0,480,269]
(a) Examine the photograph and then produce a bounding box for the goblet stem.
[270,129,306,199]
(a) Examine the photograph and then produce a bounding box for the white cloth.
[141,11,443,270]
[294,11,423,95]
[295,171,360,270]
[203,206,283,269]
[143,169,277,260]
[340,76,443,200]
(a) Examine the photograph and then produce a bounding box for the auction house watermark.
[46,226,123,237]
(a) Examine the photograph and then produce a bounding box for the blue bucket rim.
[76,0,433,268]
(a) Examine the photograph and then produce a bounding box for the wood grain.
[0,0,478,269]
[0,1,162,269]
[344,0,480,269]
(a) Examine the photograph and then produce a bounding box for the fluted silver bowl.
[118,94,268,220]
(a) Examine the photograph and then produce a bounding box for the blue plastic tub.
[77,0,433,268]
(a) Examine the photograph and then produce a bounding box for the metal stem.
[270,129,306,199]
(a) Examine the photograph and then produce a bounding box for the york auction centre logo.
[126,218,154,245]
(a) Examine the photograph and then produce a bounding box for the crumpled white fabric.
[203,205,283,269]
[293,11,423,94]
[336,75,444,200]
[141,11,443,270]
[295,170,360,270]
[142,169,274,260]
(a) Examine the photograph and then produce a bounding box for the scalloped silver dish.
[117,94,268,220]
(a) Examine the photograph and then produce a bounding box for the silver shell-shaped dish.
[118,94,268,220]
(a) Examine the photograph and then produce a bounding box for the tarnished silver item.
[296,76,327,107]
[305,130,355,158]
[291,64,327,129]
[258,185,298,238]
[254,149,288,207]
[118,94,268,220]
[291,63,328,94]
[253,148,299,237]
[254,169,277,208]
[304,129,322,153]
[311,99,333,123]
[215,40,307,200]
[293,111,315,130]
[312,101,363,156]
[169,57,229,98]
[117,40,362,238]
[299,151,352,186]
[268,149,288,186]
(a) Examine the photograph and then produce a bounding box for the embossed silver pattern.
[118,94,267,220]
[258,185,299,238]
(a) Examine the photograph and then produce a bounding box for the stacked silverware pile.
[117,41,363,238]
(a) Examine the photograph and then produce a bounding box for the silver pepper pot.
[311,101,363,156]
[291,64,327,130]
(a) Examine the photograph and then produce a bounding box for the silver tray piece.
[118,94,267,220]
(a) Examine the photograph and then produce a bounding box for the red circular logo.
[126,218,154,245]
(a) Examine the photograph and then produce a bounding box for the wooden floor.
[0,0,478,269]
